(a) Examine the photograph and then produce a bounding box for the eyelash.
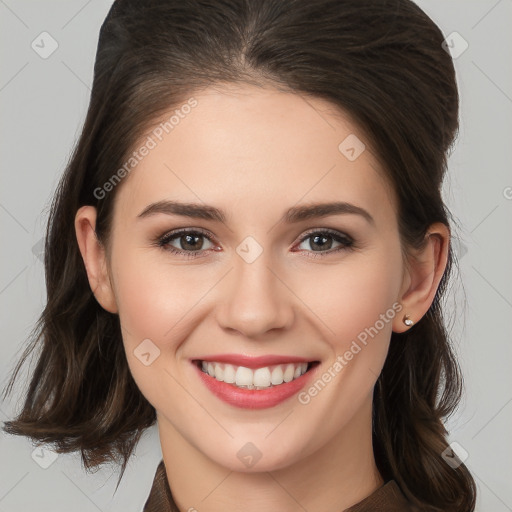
[152,227,355,260]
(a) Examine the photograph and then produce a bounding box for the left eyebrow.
[136,200,375,225]
[283,201,375,225]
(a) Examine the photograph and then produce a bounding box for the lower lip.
[193,362,319,409]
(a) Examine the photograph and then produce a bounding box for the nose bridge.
[216,239,294,337]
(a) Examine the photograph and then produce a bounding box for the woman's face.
[99,84,410,471]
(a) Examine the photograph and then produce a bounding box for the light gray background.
[1,1,511,511]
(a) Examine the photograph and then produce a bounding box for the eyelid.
[294,227,353,244]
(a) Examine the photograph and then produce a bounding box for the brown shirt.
[143,460,415,511]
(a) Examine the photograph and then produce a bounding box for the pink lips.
[192,354,319,410]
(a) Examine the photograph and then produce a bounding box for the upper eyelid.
[298,227,352,239]
[161,227,216,243]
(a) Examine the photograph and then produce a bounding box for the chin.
[202,435,310,473]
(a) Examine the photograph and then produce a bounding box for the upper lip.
[193,354,316,369]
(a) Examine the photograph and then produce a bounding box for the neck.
[158,398,384,512]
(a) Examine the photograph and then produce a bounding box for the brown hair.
[2,0,476,509]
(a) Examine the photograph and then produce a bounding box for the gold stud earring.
[403,315,414,327]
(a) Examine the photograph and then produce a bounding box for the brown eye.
[157,229,215,256]
[295,230,354,257]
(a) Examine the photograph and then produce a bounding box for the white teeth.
[199,361,311,389]
[253,367,271,388]
[223,364,236,383]
[283,364,295,382]
[214,364,224,381]
[271,366,284,385]
[235,366,253,386]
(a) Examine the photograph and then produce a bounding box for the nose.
[215,249,295,338]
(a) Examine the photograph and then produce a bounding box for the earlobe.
[392,222,450,333]
[74,205,118,314]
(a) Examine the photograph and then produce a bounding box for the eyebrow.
[137,200,374,225]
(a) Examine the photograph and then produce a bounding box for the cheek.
[290,248,404,435]
[108,245,224,405]
[111,246,211,345]
[109,249,201,409]
[298,247,404,350]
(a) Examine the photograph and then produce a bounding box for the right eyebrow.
[137,200,227,223]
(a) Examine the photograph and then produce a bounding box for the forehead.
[112,83,396,226]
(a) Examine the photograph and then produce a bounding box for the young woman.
[2,0,476,510]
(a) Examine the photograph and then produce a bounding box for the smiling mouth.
[193,360,320,390]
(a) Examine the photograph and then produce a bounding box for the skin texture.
[75,84,449,512]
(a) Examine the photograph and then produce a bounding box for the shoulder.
[143,460,179,512]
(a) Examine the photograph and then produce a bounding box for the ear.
[392,222,450,333]
[74,205,118,314]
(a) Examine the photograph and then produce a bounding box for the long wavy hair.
[2,0,476,509]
